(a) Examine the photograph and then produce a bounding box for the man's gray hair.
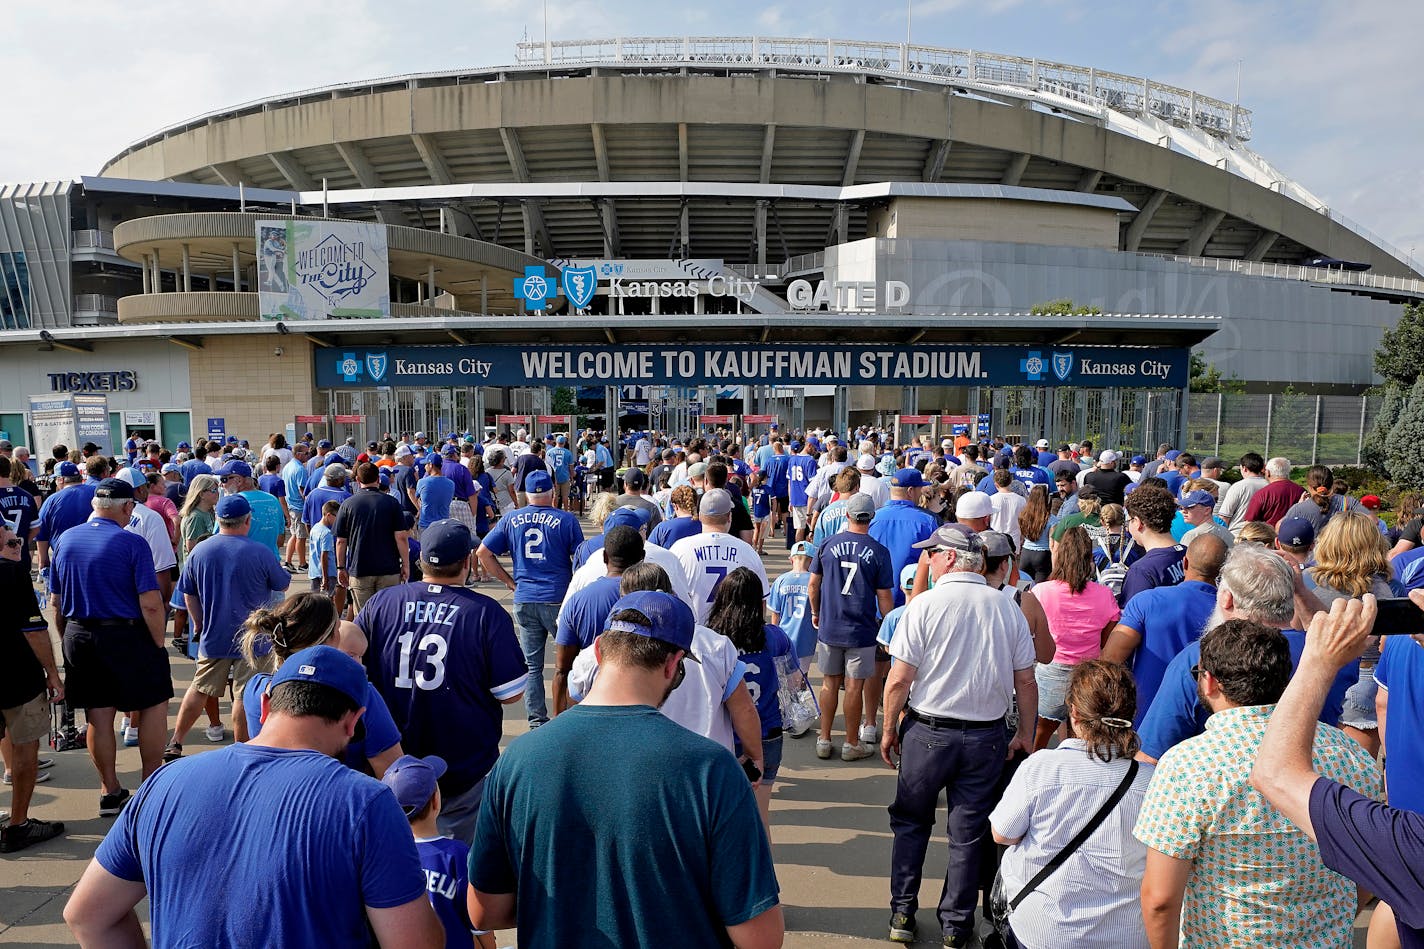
[92,497,129,512]
[1219,543,1294,625]
[1265,457,1291,479]
[947,548,985,574]
[218,513,252,530]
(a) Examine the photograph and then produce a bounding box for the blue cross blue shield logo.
[514,266,562,312]
[338,352,363,382]
[563,266,597,309]
[1052,352,1074,381]
[1020,351,1045,382]
[365,352,389,383]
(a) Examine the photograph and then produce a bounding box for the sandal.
[162,743,183,763]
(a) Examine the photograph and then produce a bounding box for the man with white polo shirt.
[670,488,768,625]
[855,453,889,509]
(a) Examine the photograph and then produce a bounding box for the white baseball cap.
[955,492,994,520]
[1035,438,1050,449]
[1098,450,1120,465]
[856,453,877,471]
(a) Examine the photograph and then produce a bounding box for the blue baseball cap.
[556,435,567,444]
[318,439,334,449]
[441,444,459,457]
[1131,455,1147,465]
[891,468,926,488]
[270,645,368,708]
[380,754,448,816]
[1175,489,1216,509]
[899,563,918,590]
[215,494,251,518]
[789,440,804,452]
[56,461,81,478]
[94,477,135,501]
[217,459,252,479]
[1164,449,1181,461]
[161,462,181,474]
[1277,515,1316,549]
[421,519,473,566]
[226,436,239,444]
[606,591,699,662]
[525,470,554,494]
[325,453,345,467]
[116,467,148,491]
[176,441,191,450]
[423,454,443,468]
[604,506,651,532]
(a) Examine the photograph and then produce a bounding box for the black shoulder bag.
[989,759,1139,941]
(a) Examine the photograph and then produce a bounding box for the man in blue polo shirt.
[282,442,311,570]
[869,469,939,608]
[808,494,894,762]
[477,471,583,728]
[414,455,454,533]
[36,462,93,578]
[1100,533,1227,724]
[167,494,289,758]
[50,478,170,816]
[178,445,211,487]
[303,462,350,527]
[360,520,527,843]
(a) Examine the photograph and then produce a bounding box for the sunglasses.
[1190,665,1210,681]
[218,476,234,483]
[672,659,686,692]
[3,538,21,549]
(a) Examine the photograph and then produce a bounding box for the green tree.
[1189,351,1246,394]
[1029,299,1103,316]
[551,386,577,415]
[1363,382,1403,473]
[1375,302,1424,387]
[1385,376,1424,491]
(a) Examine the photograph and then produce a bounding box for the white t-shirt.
[889,571,1035,720]
[857,474,890,509]
[260,446,293,467]
[105,505,177,572]
[567,624,743,751]
[990,490,1028,547]
[562,541,694,614]
[635,438,652,465]
[670,530,769,624]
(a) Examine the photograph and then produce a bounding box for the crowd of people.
[0,424,1421,949]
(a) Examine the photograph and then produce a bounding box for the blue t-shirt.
[876,603,908,649]
[764,453,790,497]
[572,534,605,572]
[416,835,477,949]
[179,458,211,487]
[1374,633,1424,815]
[1137,630,1355,760]
[556,576,623,651]
[810,531,894,648]
[416,475,456,529]
[36,483,97,546]
[749,486,771,519]
[359,582,529,794]
[786,455,818,507]
[1309,780,1424,942]
[257,473,286,500]
[468,704,779,949]
[868,499,939,607]
[1010,466,1052,490]
[240,489,286,555]
[243,675,402,773]
[810,498,850,548]
[649,516,700,549]
[479,505,584,603]
[767,570,814,660]
[179,533,290,659]
[51,517,158,620]
[1393,547,1424,592]
[1118,544,1186,606]
[94,743,425,946]
[1117,579,1217,726]
[733,624,793,741]
[303,484,349,527]
[547,447,573,484]
[308,522,336,579]
[281,458,307,505]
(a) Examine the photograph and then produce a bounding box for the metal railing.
[1186,393,1380,467]
[1145,253,1424,297]
[72,293,118,312]
[514,36,1251,142]
[72,229,115,251]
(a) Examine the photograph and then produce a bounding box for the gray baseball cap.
[700,488,733,517]
[846,493,876,522]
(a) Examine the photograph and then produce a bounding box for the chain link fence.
[1185,393,1381,466]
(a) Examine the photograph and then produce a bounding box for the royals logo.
[563,266,597,309]
[1052,352,1074,381]
[365,352,389,382]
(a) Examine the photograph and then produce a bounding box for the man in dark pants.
[879,524,1037,947]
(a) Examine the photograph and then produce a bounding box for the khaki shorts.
[192,655,268,698]
[0,693,50,744]
[790,504,811,530]
[288,509,308,539]
[350,573,403,612]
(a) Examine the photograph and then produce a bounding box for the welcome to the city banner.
[258,220,390,320]
[316,343,1189,389]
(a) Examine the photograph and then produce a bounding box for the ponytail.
[239,593,339,666]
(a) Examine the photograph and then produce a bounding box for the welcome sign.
[257,220,390,320]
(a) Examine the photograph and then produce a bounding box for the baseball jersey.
[811,530,894,648]
[764,453,790,497]
[670,530,769,624]
[786,455,818,507]
[358,582,529,795]
[479,504,584,603]
[767,569,815,660]
[415,835,477,948]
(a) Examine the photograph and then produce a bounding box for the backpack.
[1095,532,1136,598]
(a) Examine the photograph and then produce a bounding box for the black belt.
[906,708,1004,730]
[69,618,140,628]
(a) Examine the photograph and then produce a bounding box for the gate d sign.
[786,279,910,310]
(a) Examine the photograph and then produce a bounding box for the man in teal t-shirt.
[467,591,782,948]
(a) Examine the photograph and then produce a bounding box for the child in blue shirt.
[307,500,339,594]
[768,541,816,677]
[749,471,772,554]
[876,565,920,652]
[381,755,493,949]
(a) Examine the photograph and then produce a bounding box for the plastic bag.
[775,652,819,734]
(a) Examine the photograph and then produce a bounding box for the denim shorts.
[1339,666,1379,730]
[1035,661,1075,722]
[762,734,784,784]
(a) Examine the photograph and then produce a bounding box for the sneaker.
[122,727,139,747]
[99,788,130,817]
[0,818,65,854]
[888,912,917,944]
[815,739,833,759]
[859,722,880,745]
[204,724,225,743]
[841,742,873,761]
[2,770,51,786]
[943,933,972,948]
[120,715,131,732]
[38,758,53,771]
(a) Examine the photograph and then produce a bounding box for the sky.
[4,0,1418,258]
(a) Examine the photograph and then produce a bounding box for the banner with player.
[257,220,389,321]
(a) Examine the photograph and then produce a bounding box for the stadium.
[0,35,1420,451]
